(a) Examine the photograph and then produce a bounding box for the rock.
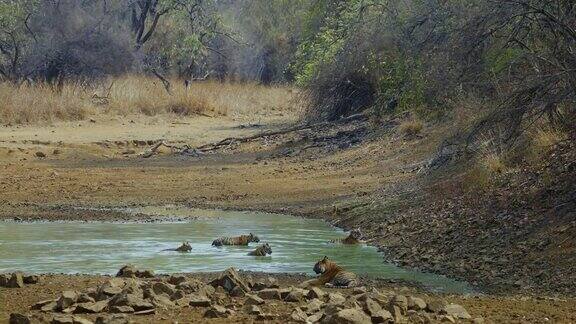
[188,294,212,307]
[257,288,281,300]
[209,268,250,293]
[328,292,346,305]
[439,315,456,323]
[251,281,267,291]
[41,301,58,312]
[74,301,108,314]
[170,289,187,301]
[387,305,404,323]
[35,152,46,158]
[73,318,93,324]
[204,305,229,318]
[427,299,448,313]
[51,315,74,324]
[101,286,123,297]
[152,282,176,296]
[265,276,279,288]
[9,313,30,324]
[441,303,472,319]
[0,273,10,286]
[473,317,485,324]
[285,289,305,302]
[332,309,371,324]
[151,295,175,309]
[53,149,62,155]
[6,273,25,288]
[31,299,56,310]
[305,298,324,315]
[407,296,427,311]
[390,294,408,312]
[244,294,265,306]
[167,275,188,285]
[197,284,215,298]
[77,294,95,303]
[244,305,262,315]
[371,310,393,323]
[352,286,367,295]
[137,269,154,278]
[109,293,153,311]
[307,287,325,299]
[23,275,40,284]
[116,265,137,278]
[363,298,382,316]
[94,314,129,324]
[257,313,276,320]
[291,307,308,323]
[57,291,79,311]
[307,311,325,323]
[109,306,134,314]
[230,286,246,297]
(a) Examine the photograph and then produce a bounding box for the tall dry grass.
[0,76,299,125]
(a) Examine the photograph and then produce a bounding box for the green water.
[0,206,472,293]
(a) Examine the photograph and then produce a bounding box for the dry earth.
[1,100,575,323]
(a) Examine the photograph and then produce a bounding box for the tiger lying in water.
[248,243,272,256]
[212,233,260,246]
[300,256,358,288]
[330,228,363,244]
[163,241,192,252]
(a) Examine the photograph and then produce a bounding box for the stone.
[116,265,137,278]
[209,268,250,293]
[35,152,46,158]
[74,301,108,314]
[7,273,25,288]
[151,295,175,309]
[307,287,325,299]
[441,303,472,319]
[328,292,346,305]
[167,275,188,285]
[230,286,246,297]
[197,284,215,298]
[244,305,262,315]
[285,289,305,302]
[332,309,371,324]
[51,315,74,324]
[31,299,56,310]
[204,305,229,318]
[0,273,10,286]
[307,311,325,323]
[257,288,281,300]
[244,294,265,306]
[109,306,134,314]
[407,296,427,311]
[427,299,448,313]
[473,317,485,324]
[41,301,58,312]
[440,315,456,323]
[109,293,153,311]
[290,307,308,323]
[387,305,404,323]
[265,276,279,288]
[257,313,276,320]
[390,294,408,312]
[137,269,154,278]
[371,310,393,323]
[23,275,41,284]
[352,286,367,295]
[77,294,95,303]
[152,282,177,296]
[57,291,79,311]
[305,298,324,315]
[363,298,382,316]
[170,289,187,301]
[72,317,93,324]
[9,313,30,324]
[101,287,122,297]
[251,281,267,291]
[188,294,212,307]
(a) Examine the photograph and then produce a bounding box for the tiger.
[300,256,358,288]
[330,228,363,244]
[212,233,260,246]
[248,243,272,256]
[164,241,192,252]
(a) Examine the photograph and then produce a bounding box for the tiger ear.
[323,256,328,260]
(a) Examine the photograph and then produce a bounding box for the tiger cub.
[212,233,260,247]
[248,243,272,256]
[330,228,363,244]
[163,241,192,252]
[301,256,358,288]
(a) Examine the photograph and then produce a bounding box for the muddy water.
[0,207,471,293]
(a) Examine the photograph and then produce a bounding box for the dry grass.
[0,76,299,125]
[399,119,424,137]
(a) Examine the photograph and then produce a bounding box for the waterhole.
[0,207,472,293]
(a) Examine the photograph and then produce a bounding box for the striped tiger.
[163,241,192,252]
[212,233,260,247]
[330,228,363,244]
[301,256,358,288]
[248,243,272,256]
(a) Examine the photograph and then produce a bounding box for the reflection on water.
[0,206,471,293]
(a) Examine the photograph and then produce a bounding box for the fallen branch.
[140,141,202,158]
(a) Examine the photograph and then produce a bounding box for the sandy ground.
[1,104,576,322]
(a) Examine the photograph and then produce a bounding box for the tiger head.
[262,243,272,255]
[313,256,335,274]
[249,233,260,243]
[349,228,362,240]
[178,241,192,251]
